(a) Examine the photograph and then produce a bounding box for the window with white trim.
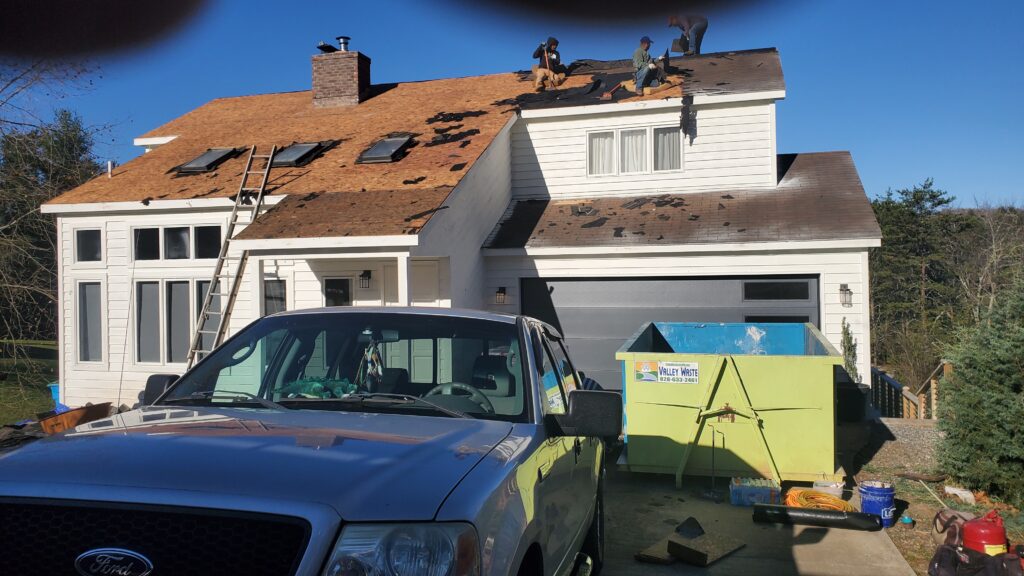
[77,281,103,362]
[587,126,683,176]
[132,225,222,261]
[263,279,287,316]
[135,279,211,364]
[74,229,102,263]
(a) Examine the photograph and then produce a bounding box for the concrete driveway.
[604,470,916,576]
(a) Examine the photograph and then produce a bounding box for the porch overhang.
[232,235,418,252]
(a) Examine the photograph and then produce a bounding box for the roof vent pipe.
[337,36,350,52]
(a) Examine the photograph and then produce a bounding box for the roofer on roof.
[532,37,567,92]
[669,14,708,55]
[632,36,666,96]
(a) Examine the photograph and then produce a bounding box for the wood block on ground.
[634,537,675,565]
[667,531,745,567]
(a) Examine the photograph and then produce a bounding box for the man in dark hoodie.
[669,14,708,55]
[532,37,567,91]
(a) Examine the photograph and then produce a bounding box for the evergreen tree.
[939,280,1024,507]
[870,180,969,385]
[841,317,860,383]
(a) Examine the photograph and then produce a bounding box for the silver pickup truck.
[0,308,621,576]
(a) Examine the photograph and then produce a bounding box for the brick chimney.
[312,37,370,107]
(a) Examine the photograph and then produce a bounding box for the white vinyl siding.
[514,100,777,199]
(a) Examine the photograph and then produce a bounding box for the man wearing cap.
[532,37,567,91]
[632,36,665,95]
[669,14,708,55]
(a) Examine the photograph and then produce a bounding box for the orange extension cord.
[785,489,855,512]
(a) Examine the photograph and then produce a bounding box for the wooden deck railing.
[870,362,951,419]
[870,368,920,418]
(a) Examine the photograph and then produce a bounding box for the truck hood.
[0,406,513,521]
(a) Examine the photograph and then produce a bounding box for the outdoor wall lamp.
[495,287,507,305]
[840,284,853,308]
[359,270,372,289]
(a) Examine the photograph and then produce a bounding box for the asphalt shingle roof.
[486,152,881,249]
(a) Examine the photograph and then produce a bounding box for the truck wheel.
[580,472,605,575]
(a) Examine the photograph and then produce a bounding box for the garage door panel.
[553,307,750,337]
[522,277,819,390]
[543,279,743,308]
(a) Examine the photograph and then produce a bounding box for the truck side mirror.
[142,374,179,405]
[564,390,622,439]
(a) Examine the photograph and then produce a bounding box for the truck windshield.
[161,313,530,422]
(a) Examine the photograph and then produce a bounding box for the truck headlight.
[322,523,480,576]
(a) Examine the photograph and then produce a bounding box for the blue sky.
[29,0,1024,205]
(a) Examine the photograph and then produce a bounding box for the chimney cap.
[336,36,351,51]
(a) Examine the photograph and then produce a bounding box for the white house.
[43,43,881,407]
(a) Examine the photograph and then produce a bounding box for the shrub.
[938,281,1024,506]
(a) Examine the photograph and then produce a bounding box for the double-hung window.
[587,126,683,176]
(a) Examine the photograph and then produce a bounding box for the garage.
[520,276,820,389]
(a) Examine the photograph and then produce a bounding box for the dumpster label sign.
[635,361,700,384]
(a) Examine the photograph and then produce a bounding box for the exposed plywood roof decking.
[486,152,881,249]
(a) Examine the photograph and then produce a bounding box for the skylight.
[357,136,414,164]
[271,140,336,168]
[177,148,240,173]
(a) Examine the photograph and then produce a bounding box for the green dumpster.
[616,322,843,485]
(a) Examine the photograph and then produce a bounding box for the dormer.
[510,48,785,200]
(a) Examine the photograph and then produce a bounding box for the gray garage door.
[521,276,819,390]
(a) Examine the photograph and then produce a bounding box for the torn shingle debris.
[402,176,427,185]
[433,124,464,134]
[613,227,625,237]
[425,129,481,147]
[426,110,488,124]
[581,217,609,228]
[450,162,467,172]
[571,205,596,217]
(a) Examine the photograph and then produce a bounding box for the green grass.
[0,346,58,424]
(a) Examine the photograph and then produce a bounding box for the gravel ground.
[854,418,1022,576]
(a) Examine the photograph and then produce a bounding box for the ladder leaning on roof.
[185,145,277,370]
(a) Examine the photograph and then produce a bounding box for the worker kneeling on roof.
[633,36,666,95]
[533,37,567,91]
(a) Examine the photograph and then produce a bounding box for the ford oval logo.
[75,548,153,576]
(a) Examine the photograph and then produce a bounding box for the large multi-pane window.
[587,126,683,176]
[136,278,217,364]
[77,282,102,362]
[132,225,221,261]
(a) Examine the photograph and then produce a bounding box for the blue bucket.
[859,481,896,527]
[47,382,59,406]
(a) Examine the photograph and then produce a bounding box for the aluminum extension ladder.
[185,145,276,369]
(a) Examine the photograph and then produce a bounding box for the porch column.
[396,254,410,306]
